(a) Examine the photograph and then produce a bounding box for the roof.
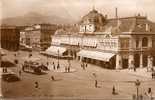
[55,25,79,35]
[96,16,155,34]
[80,9,106,25]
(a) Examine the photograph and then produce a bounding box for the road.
[1,50,155,99]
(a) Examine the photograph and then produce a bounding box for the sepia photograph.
[0,0,155,100]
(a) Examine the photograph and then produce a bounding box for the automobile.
[2,73,20,82]
[22,61,43,74]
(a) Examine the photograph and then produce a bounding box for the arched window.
[142,37,148,47]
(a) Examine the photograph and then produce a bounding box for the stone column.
[148,37,152,48]
[116,54,122,70]
[147,55,153,69]
[139,53,143,68]
[138,37,142,48]
[128,54,135,69]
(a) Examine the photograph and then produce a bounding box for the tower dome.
[81,8,106,25]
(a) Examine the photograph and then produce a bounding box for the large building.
[49,8,155,70]
[20,24,58,50]
[0,25,20,51]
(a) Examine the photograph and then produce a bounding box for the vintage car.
[22,61,42,74]
[2,73,20,82]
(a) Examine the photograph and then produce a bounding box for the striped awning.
[44,46,66,56]
[77,50,115,62]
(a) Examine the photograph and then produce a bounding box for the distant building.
[0,25,20,51]
[49,8,155,70]
[20,24,57,50]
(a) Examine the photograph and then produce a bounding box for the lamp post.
[57,49,60,69]
[135,79,141,100]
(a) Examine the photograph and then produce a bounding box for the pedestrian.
[81,63,84,69]
[51,76,55,81]
[5,67,7,73]
[85,63,88,68]
[2,68,4,73]
[57,63,60,69]
[35,81,39,89]
[46,62,49,70]
[19,70,22,76]
[134,67,136,72]
[65,66,67,72]
[112,85,116,95]
[53,62,55,70]
[95,80,98,88]
[152,72,154,79]
[3,67,6,73]
[153,72,155,79]
[68,67,70,72]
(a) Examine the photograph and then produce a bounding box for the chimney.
[115,7,118,19]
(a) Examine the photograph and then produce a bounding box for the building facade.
[0,25,20,51]
[20,24,57,50]
[51,9,155,70]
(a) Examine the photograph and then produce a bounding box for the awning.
[45,46,66,56]
[77,50,115,62]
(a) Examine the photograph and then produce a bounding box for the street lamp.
[135,79,141,100]
[57,49,60,69]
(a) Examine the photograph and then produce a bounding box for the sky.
[1,0,155,22]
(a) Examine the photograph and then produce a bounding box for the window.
[120,38,129,49]
[142,37,148,47]
[136,39,139,48]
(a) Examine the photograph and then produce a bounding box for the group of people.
[81,62,88,70]
[52,62,60,70]
[2,67,7,73]
[65,66,71,72]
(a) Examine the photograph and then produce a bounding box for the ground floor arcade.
[77,51,155,70]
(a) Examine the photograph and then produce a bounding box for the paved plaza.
[1,50,155,100]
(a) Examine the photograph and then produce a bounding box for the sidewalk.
[121,68,152,78]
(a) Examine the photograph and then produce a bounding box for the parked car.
[2,73,20,82]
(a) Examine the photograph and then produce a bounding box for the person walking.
[57,63,60,69]
[85,63,88,68]
[68,66,70,72]
[112,85,116,95]
[19,70,22,76]
[134,67,136,72]
[95,80,98,88]
[53,62,55,70]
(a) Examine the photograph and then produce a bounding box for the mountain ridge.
[1,12,78,26]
